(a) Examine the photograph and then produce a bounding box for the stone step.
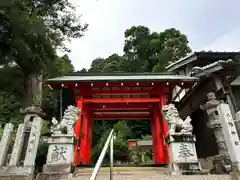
[75,167,168,174]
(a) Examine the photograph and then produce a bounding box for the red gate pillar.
[150,113,158,164]
[151,105,165,165]
[160,94,170,165]
[86,111,93,164]
[74,96,83,166]
[80,105,90,165]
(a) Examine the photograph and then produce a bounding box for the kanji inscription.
[178,143,194,161]
[49,145,67,162]
[228,121,234,127]
[217,104,240,163]
[27,125,37,153]
[226,113,232,121]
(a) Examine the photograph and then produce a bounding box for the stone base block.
[168,170,205,176]
[36,172,73,180]
[43,164,72,173]
[0,166,34,177]
[0,175,33,180]
[2,166,34,175]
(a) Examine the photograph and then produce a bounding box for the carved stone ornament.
[162,104,193,135]
[51,117,62,134]
[51,105,80,135]
[200,92,232,174]
[21,105,46,118]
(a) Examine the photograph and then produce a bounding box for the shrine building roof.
[46,72,198,84]
[166,51,240,71]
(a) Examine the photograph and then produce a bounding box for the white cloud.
[202,28,240,52]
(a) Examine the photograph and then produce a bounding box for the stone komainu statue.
[51,105,80,134]
[162,104,193,135]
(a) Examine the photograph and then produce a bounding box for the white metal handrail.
[90,128,114,180]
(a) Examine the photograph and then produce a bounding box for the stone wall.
[0,116,43,179]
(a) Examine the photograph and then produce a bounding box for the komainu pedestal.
[167,134,202,175]
[43,134,74,173]
[37,134,74,180]
[37,105,80,180]
[162,104,202,175]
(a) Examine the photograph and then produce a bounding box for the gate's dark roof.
[45,72,198,84]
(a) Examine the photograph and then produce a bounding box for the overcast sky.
[64,0,240,71]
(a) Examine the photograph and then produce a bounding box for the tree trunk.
[24,73,43,107]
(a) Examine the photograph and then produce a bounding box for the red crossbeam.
[92,108,150,111]
[93,114,150,117]
[93,111,150,115]
[83,98,160,103]
[93,117,151,120]
[90,103,153,110]
[90,103,155,114]
[85,89,159,95]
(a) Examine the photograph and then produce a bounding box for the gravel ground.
[73,174,232,180]
[73,167,232,180]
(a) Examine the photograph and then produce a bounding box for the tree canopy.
[0,0,87,125]
[0,0,87,107]
[90,26,191,73]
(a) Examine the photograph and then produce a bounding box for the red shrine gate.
[46,73,198,166]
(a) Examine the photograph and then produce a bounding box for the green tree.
[89,26,191,74]
[0,54,75,124]
[43,54,74,79]
[42,54,75,120]
[123,26,151,72]
[89,54,126,73]
[102,54,126,73]
[0,123,3,138]
[77,68,87,73]
[0,0,87,107]
[88,58,105,73]
[0,91,22,124]
[123,26,191,72]
[127,120,151,139]
[113,121,132,162]
[152,28,192,72]
[0,66,24,99]
[91,121,132,164]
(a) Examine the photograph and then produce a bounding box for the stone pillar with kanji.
[217,104,240,173]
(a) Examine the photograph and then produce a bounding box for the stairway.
[73,167,231,180]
